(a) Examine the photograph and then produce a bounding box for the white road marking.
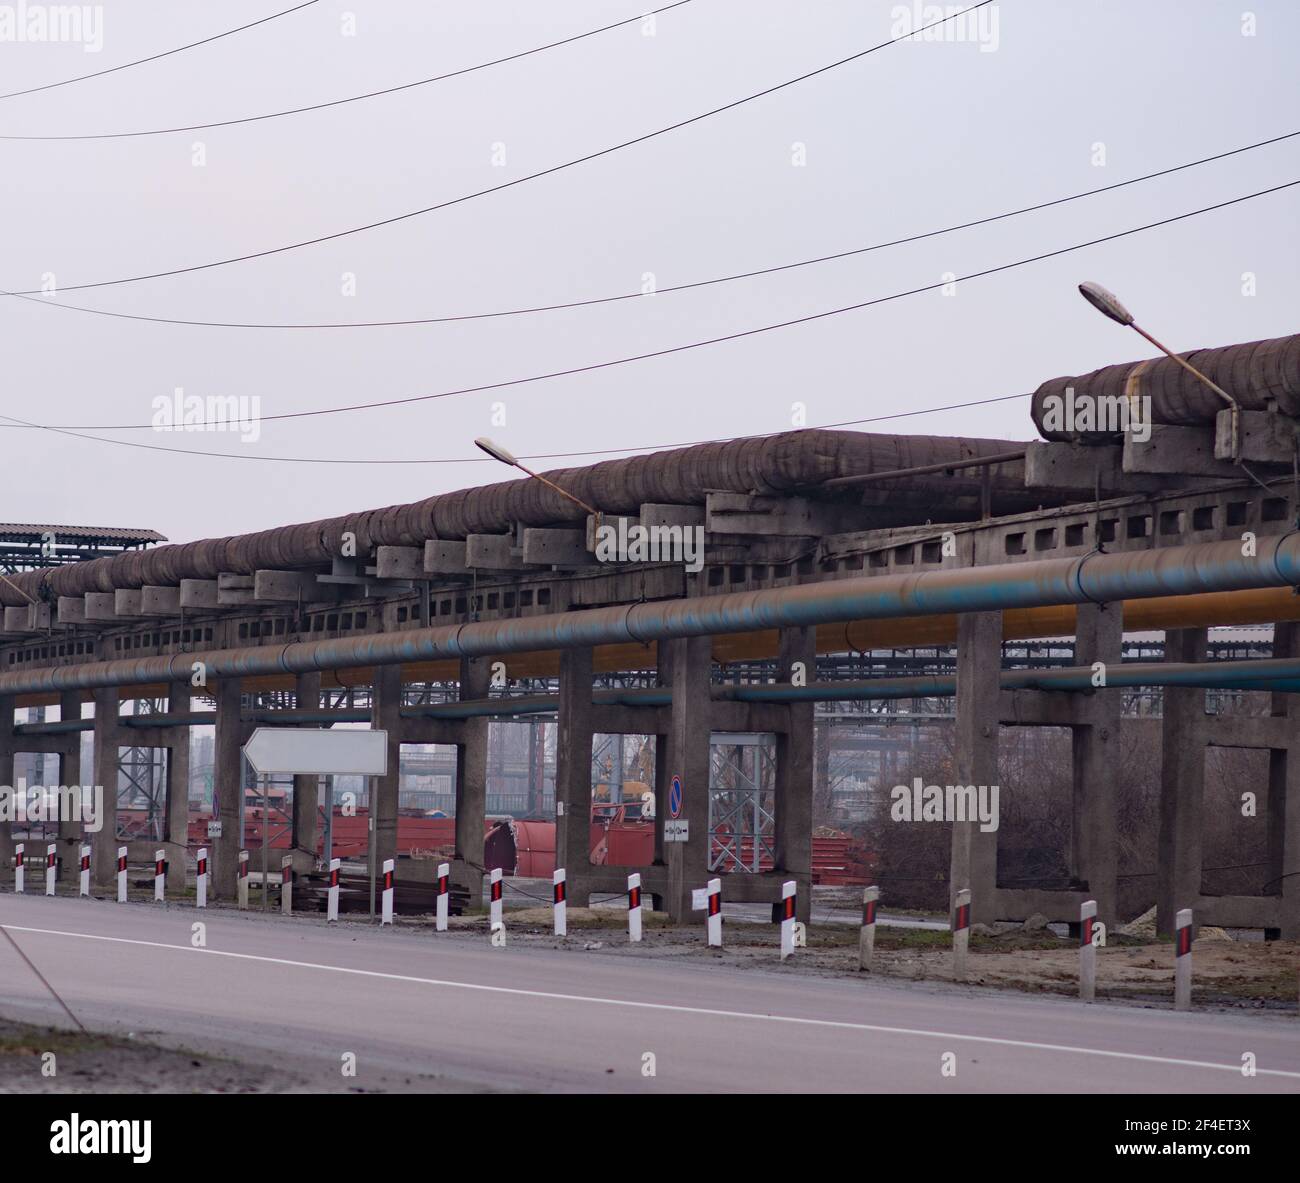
[4,920,1298,1081]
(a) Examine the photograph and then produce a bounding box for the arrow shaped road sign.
[242,728,389,776]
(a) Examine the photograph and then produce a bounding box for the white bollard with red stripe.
[196,847,208,909]
[627,873,643,942]
[552,868,567,937]
[380,858,394,925]
[489,866,503,930]
[78,845,91,897]
[116,847,128,903]
[1175,907,1194,1011]
[153,850,166,902]
[327,857,340,922]
[953,887,972,980]
[281,855,293,915]
[1079,898,1097,1002]
[434,861,449,932]
[706,877,722,947]
[237,849,250,910]
[13,843,23,894]
[44,844,56,896]
[859,885,879,971]
[779,880,797,960]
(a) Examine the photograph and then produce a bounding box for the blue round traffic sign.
[669,775,683,819]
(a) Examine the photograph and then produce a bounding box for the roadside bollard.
[13,843,23,894]
[552,868,566,937]
[628,873,642,942]
[196,847,208,909]
[116,847,127,903]
[1080,899,1098,1002]
[859,886,879,971]
[327,858,340,923]
[153,850,166,902]
[281,855,293,915]
[45,845,56,896]
[434,862,449,931]
[953,887,971,981]
[1175,907,1193,1011]
[380,858,394,925]
[237,849,250,910]
[489,866,502,930]
[707,877,722,948]
[779,880,797,960]
[78,845,90,897]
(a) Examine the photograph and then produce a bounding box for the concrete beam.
[1215,408,1299,464]
[56,596,86,625]
[640,503,706,530]
[465,534,528,570]
[424,540,468,574]
[141,585,182,615]
[1123,424,1240,477]
[179,579,220,610]
[254,569,340,603]
[84,593,117,622]
[706,492,853,536]
[3,607,34,633]
[375,545,424,581]
[521,528,587,566]
[1025,441,1184,494]
[216,574,255,607]
[114,589,151,618]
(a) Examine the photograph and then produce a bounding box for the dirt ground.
[428,904,1300,1013]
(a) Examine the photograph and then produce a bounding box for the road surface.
[0,892,1296,1092]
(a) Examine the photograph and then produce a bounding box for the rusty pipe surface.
[1,532,1298,697]
[0,430,1032,607]
[1031,332,1300,443]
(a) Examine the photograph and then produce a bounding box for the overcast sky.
[1,0,1297,543]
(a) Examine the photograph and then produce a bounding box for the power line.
[5,179,1294,462]
[0,395,1032,467]
[15,178,1296,440]
[0,1,322,102]
[2,1,996,297]
[0,1,697,140]
[10,129,1297,331]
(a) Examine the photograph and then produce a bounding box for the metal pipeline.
[0,532,1298,697]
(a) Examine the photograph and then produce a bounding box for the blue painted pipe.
[1,533,1297,696]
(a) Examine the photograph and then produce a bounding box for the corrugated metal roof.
[0,524,165,542]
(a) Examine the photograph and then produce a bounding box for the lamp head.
[1078,281,1135,327]
[474,436,518,467]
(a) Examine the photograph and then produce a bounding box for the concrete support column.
[56,690,83,879]
[291,671,322,872]
[1156,628,1207,936]
[0,695,15,871]
[950,611,1001,923]
[554,647,594,908]
[663,635,712,922]
[370,664,402,878]
[1270,623,1300,939]
[164,681,190,891]
[212,678,244,899]
[1071,603,1122,931]
[91,688,123,887]
[453,656,490,902]
[774,626,815,923]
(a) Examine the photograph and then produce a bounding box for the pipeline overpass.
[2,332,1299,939]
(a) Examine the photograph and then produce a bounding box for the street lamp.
[1077,282,1240,460]
[474,436,601,520]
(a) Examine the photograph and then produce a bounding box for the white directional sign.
[243,728,389,776]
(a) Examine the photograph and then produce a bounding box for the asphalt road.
[1,892,1297,1093]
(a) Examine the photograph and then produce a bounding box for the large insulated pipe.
[1,533,1299,697]
[0,430,1034,607]
[1030,332,1300,443]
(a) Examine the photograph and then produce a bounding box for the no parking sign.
[668,774,683,819]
